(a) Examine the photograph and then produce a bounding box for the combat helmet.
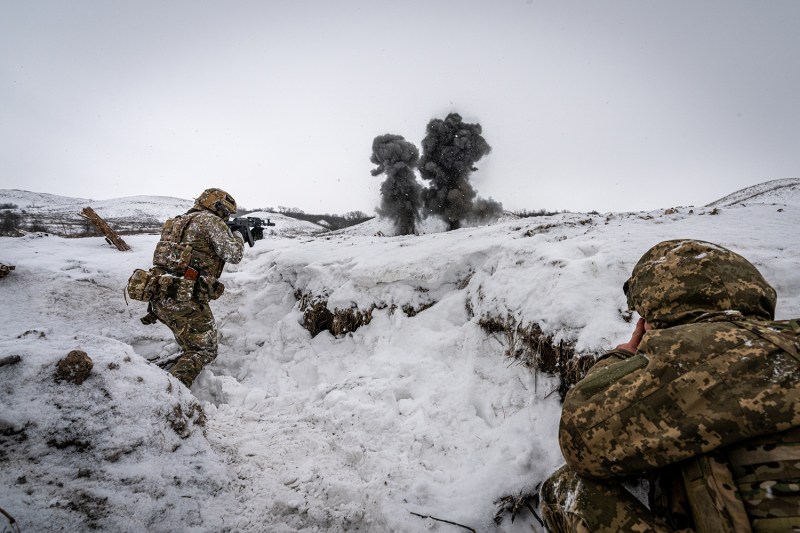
[195,188,237,219]
[623,239,776,328]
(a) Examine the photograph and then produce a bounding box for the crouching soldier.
[137,188,244,388]
[541,239,800,532]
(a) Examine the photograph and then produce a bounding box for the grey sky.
[2,1,799,214]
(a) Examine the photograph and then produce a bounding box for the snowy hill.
[0,184,799,531]
[705,177,800,207]
[0,189,93,212]
[0,189,327,237]
[243,211,330,238]
[0,189,192,218]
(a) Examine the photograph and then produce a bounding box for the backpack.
[684,319,800,533]
[151,213,200,273]
[684,426,800,533]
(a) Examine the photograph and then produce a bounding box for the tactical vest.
[150,211,225,302]
[153,212,200,274]
[683,319,800,533]
[153,211,225,278]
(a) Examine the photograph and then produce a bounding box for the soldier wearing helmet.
[144,187,245,388]
[540,239,800,532]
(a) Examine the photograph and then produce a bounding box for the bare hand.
[616,318,647,353]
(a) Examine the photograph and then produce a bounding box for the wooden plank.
[79,207,131,251]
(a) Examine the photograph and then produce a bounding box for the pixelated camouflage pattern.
[541,464,679,532]
[561,240,796,479]
[624,239,776,329]
[149,206,244,387]
[560,315,800,479]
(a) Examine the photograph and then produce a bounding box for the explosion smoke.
[418,113,502,230]
[370,134,423,235]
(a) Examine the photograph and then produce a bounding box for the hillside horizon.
[2,178,799,239]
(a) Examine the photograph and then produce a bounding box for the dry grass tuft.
[296,291,438,337]
[330,306,374,336]
[478,313,596,401]
[296,291,378,337]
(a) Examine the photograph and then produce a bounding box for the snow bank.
[1,194,798,532]
[0,333,230,532]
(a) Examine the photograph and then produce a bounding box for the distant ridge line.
[705,178,800,207]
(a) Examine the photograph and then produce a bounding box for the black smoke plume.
[418,113,502,230]
[370,134,423,235]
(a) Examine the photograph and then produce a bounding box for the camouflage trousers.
[151,296,218,388]
[540,465,686,533]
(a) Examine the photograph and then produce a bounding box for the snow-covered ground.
[1,182,799,532]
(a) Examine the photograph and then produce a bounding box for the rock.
[0,355,22,367]
[55,350,93,385]
[0,263,15,279]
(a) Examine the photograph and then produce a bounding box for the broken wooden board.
[79,207,131,251]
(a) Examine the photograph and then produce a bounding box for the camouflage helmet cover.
[623,239,776,328]
[195,188,237,219]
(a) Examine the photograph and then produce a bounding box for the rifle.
[226,217,274,247]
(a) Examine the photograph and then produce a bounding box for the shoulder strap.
[168,211,202,243]
[681,452,753,533]
[726,426,800,533]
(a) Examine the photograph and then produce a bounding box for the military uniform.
[146,189,244,387]
[541,240,800,532]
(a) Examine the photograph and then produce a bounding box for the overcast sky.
[2,1,799,215]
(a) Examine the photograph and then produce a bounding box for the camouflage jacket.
[158,208,244,278]
[559,240,800,480]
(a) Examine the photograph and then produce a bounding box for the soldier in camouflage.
[146,188,244,388]
[540,239,800,532]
